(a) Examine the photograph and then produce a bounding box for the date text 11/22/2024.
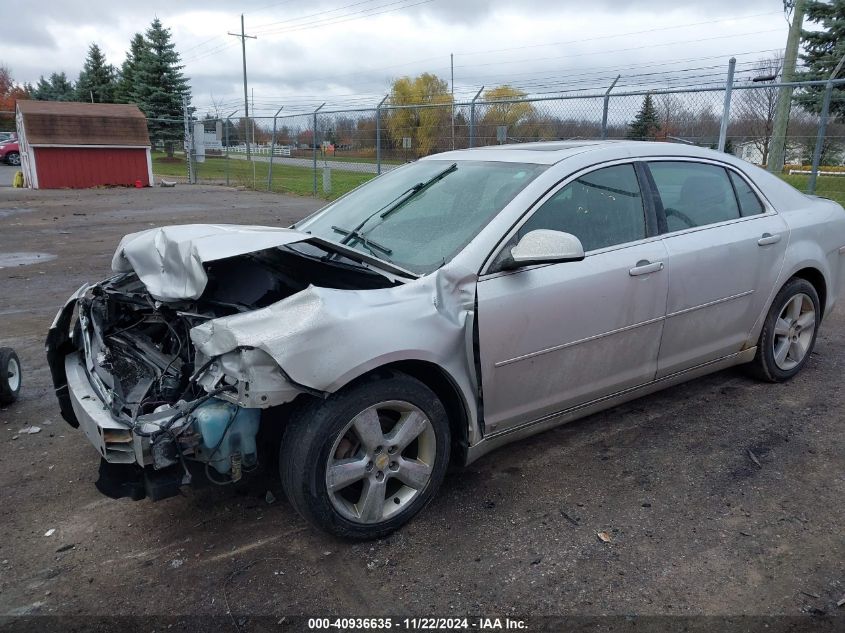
[306,617,527,630]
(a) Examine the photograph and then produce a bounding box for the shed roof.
[16,101,151,147]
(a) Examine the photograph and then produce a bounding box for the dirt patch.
[0,185,842,619]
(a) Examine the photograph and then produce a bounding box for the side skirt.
[464,347,757,465]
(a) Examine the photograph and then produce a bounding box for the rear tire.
[5,152,20,166]
[280,371,450,540]
[0,348,21,405]
[747,278,820,382]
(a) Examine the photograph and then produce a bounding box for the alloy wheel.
[325,400,436,524]
[772,293,816,371]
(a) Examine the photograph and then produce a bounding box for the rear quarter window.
[729,171,765,216]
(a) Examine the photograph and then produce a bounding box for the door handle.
[629,260,664,276]
[758,233,782,246]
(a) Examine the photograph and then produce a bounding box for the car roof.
[422,140,740,166]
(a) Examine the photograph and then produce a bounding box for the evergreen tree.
[31,72,76,101]
[796,0,845,117]
[76,44,117,103]
[114,33,146,104]
[132,19,191,156]
[628,94,661,140]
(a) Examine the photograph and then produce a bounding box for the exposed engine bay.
[48,240,401,499]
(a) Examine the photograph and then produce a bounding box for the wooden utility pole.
[768,0,806,173]
[451,53,455,150]
[229,14,257,160]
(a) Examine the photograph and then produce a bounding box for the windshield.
[297,160,547,274]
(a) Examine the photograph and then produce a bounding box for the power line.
[249,0,301,16]
[181,0,434,65]
[454,51,784,89]
[452,10,784,58]
[180,34,228,55]
[453,29,785,70]
[182,41,239,63]
[250,0,387,33]
[250,0,435,36]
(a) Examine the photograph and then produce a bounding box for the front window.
[297,160,547,274]
[517,163,646,251]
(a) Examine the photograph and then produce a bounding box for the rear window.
[649,162,741,231]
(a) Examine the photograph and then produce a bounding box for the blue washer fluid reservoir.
[191,398,260,476]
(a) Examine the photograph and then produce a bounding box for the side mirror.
[501,229,585,270]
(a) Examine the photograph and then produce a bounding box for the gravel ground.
[0,185,843,624]
[0,165,18,187]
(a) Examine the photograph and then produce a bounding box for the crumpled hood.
[189,264,477,393]
[111,224,311,301]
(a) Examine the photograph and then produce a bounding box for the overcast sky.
[4,0,795,116]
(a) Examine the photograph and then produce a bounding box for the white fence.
[228,144,292,157]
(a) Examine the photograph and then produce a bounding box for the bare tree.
[656,94,683,138]
[734,54,784,165]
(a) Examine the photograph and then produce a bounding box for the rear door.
[645,160,789,378]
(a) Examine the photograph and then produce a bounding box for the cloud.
[5,0,789,116]
[1,17,58,49]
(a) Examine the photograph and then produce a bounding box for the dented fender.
[190,265,483,444]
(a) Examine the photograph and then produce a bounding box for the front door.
[476,163,669,435]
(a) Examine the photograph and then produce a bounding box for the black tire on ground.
[5,152,20,166]
[747,277,821,383]
[280,371,451,540]
[0,348,21,405]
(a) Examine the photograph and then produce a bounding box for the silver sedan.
[47,141,845,539]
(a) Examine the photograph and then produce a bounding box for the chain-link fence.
[4,74,843,203]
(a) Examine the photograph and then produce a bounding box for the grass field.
[287,150,404,166]
[152,153,375,200]
[780,173,845,206]
[154,153,845,207]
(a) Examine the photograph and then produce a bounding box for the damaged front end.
[46,226,406,501]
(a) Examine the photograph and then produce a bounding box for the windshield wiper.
[379,162,457,220]
[332,162,458,264]
[331,225,393,259]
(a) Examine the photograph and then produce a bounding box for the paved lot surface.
[0,185,843,620]
[0,165,18,187]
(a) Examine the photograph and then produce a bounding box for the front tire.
[748,278,820,382]
[280,371,451,540]
[0,348,21,405]
[5,152,20,166]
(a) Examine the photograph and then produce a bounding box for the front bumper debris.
[64,351,175,466]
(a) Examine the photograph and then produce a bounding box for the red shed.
[15,101,153,189]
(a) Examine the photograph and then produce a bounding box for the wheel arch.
[361,359,471,467]
[791,266,827,319]
[745,260,830,353]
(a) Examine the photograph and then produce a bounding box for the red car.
[0,139,20,166]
